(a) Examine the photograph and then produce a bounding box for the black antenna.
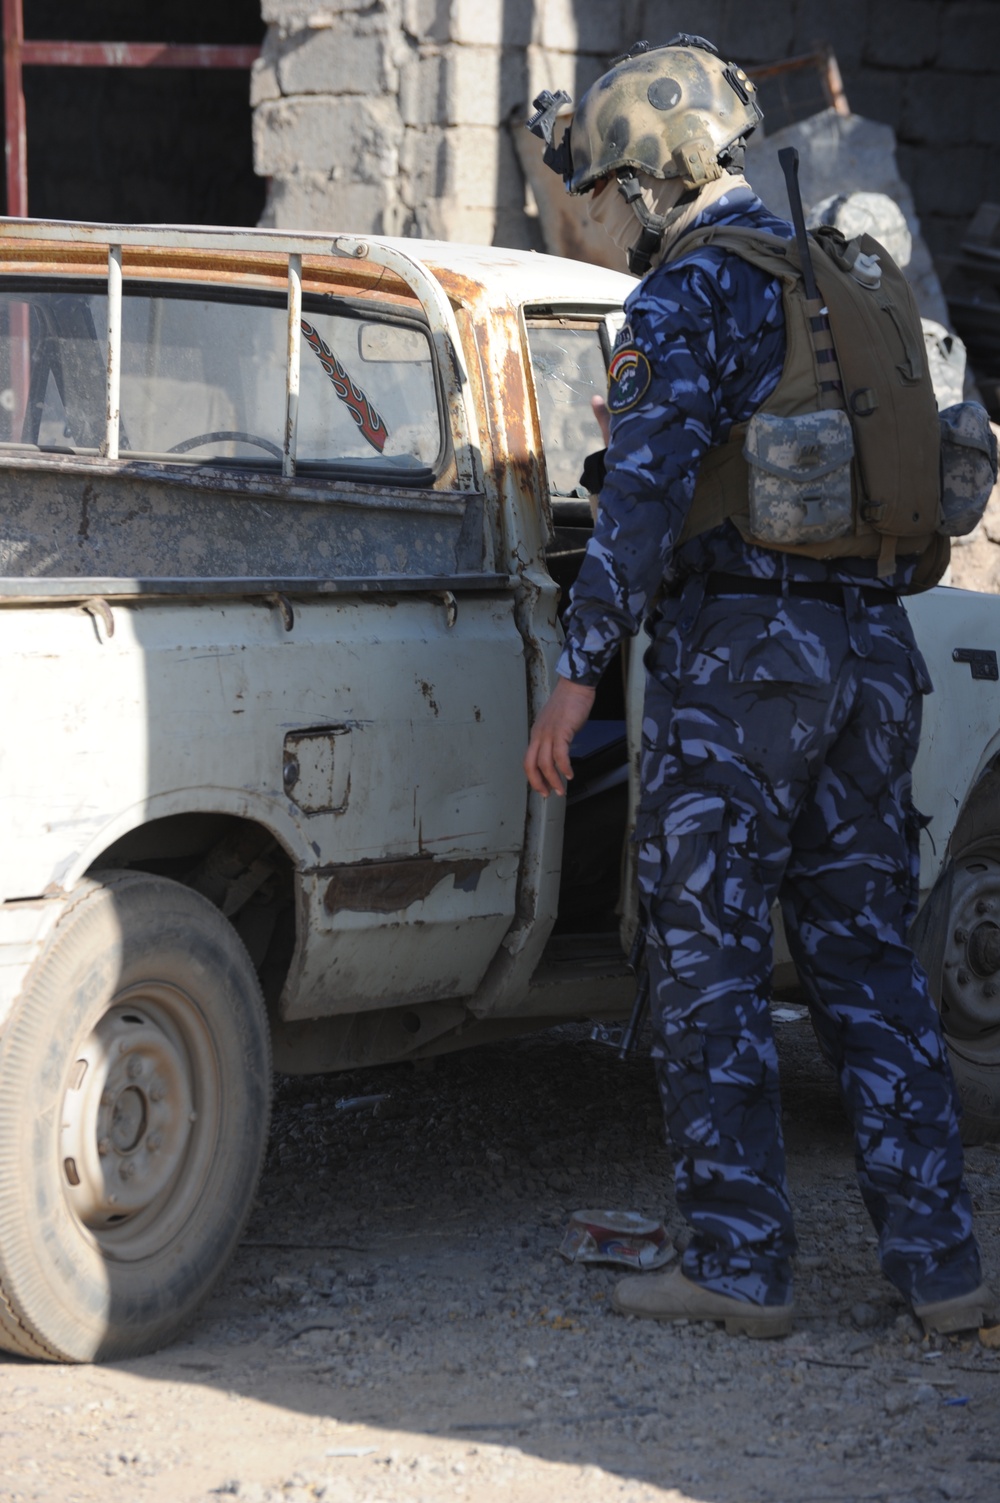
[778,145,843,405]
[778,147,819,302]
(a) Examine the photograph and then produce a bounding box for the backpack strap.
[667,226,846,410]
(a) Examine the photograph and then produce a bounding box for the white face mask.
[586,179,643,249]
[585,173,686,264]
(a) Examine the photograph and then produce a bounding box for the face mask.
[586,173,687,266]
[586,180,641,249]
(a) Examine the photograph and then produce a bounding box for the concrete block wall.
[254,0,1000,258]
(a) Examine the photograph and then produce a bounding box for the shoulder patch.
[612,320,633,350]
[607,344,652,414]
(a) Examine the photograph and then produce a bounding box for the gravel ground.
[2,1013,1000,1503]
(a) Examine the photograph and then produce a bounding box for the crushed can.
[559,1209,674,1270]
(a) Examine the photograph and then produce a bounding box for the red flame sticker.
[301,319,389,454]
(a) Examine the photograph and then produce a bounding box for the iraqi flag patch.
[607,344,652,414]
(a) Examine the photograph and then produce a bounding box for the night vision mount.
[525,88,572,181]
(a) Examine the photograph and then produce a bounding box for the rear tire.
[935,839,1000,1143]
[0,871,271,1361]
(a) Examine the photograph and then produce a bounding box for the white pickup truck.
[0,221,997,1364]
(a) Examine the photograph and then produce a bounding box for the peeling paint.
[323,855,488,915]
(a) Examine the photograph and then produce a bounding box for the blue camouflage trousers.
[637,579,982,1308]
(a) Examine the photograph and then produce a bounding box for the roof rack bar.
[284,252,301,478]
[104,245,122,459]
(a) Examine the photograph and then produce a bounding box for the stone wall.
[254,0,1000,261]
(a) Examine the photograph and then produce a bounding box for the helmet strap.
[616,172,690,276]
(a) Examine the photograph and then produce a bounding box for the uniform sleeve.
[557,267,722,685]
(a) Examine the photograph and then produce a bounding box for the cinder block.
[493,203,543,251]
[899,142,991,220]
[974,86,1000,150]
[276,23,388,96]
[627,2,723,50]
[403,45,509,126]
[254,96,402,179]
[922,213,968,262]
[791,0,867,71]
[539,0,625,55]
[450,125,509,206]
[899,73,977,147]
[399,127,450,200]
[250,57,281,107]
[448,45,527,124]
[402,0,451,43]
[400,52,448,127]
[864,1,942,68]
[264,171,393,232]
[847,68,905,132]
[525,44,581,104]
[451,0,535,49]
[262,1,376,23]
[937,2,1000,70]
[715,9,794,64]
[400,123,505,208]
[433,200,497,244]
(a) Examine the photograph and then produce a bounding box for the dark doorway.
[3,1,265,225]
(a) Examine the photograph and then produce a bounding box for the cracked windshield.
[0,290,441,470]
[527,322,607,496]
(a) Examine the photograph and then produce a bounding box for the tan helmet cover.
[564,41,762,195]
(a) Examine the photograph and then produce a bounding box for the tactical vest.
[668,224,950,588]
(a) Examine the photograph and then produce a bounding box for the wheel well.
[90,813,297,1007]
[947,755,1000,860]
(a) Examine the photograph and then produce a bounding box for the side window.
[0,288,443,476]
[525,320,608,497]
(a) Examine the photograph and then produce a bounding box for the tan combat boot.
[913,1283,998,1336]
[612,1265,793,1337]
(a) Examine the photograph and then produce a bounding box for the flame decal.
[300,319,389,454]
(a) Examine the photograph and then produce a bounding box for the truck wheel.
[937,840,1000,1144]
[0,871,271,1362]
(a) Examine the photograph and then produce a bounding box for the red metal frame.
[2,0,260,216]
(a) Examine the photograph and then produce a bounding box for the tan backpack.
[670,223,951,586]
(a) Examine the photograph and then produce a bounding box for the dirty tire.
[933,838,1000,1144]
[0,871,271,1362]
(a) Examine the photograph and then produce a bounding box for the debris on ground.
[2,1021,998,1503]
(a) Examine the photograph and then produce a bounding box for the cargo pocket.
[937,402,998,537]
[744,408,855,545]
[653,1027,721,1156]
[637,794,729,943]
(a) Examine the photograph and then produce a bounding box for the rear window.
[0,284,443,477]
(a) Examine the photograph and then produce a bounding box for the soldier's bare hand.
[592,394,611,446]
[524,677,596,797]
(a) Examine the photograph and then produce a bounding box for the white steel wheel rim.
[58,983,222,1261]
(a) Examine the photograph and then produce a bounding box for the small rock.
[884,1387,916,1417]
[851,1301,881,1330]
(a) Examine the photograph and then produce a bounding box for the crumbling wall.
[254,1,1000,262]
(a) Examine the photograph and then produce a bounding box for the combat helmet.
[527,36,763,273]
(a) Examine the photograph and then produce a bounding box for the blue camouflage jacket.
[557,183,914,687]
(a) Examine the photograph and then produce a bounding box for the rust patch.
[418,679,440,715]
[323,856,489,915]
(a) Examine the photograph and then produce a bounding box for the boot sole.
[915,1288,997,1336]
[612,1290,793,1338]
[723,1307,794,1339]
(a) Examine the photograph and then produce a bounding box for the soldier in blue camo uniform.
[524,37,995,1338]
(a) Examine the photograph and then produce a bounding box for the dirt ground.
[2,1016,999,1503]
